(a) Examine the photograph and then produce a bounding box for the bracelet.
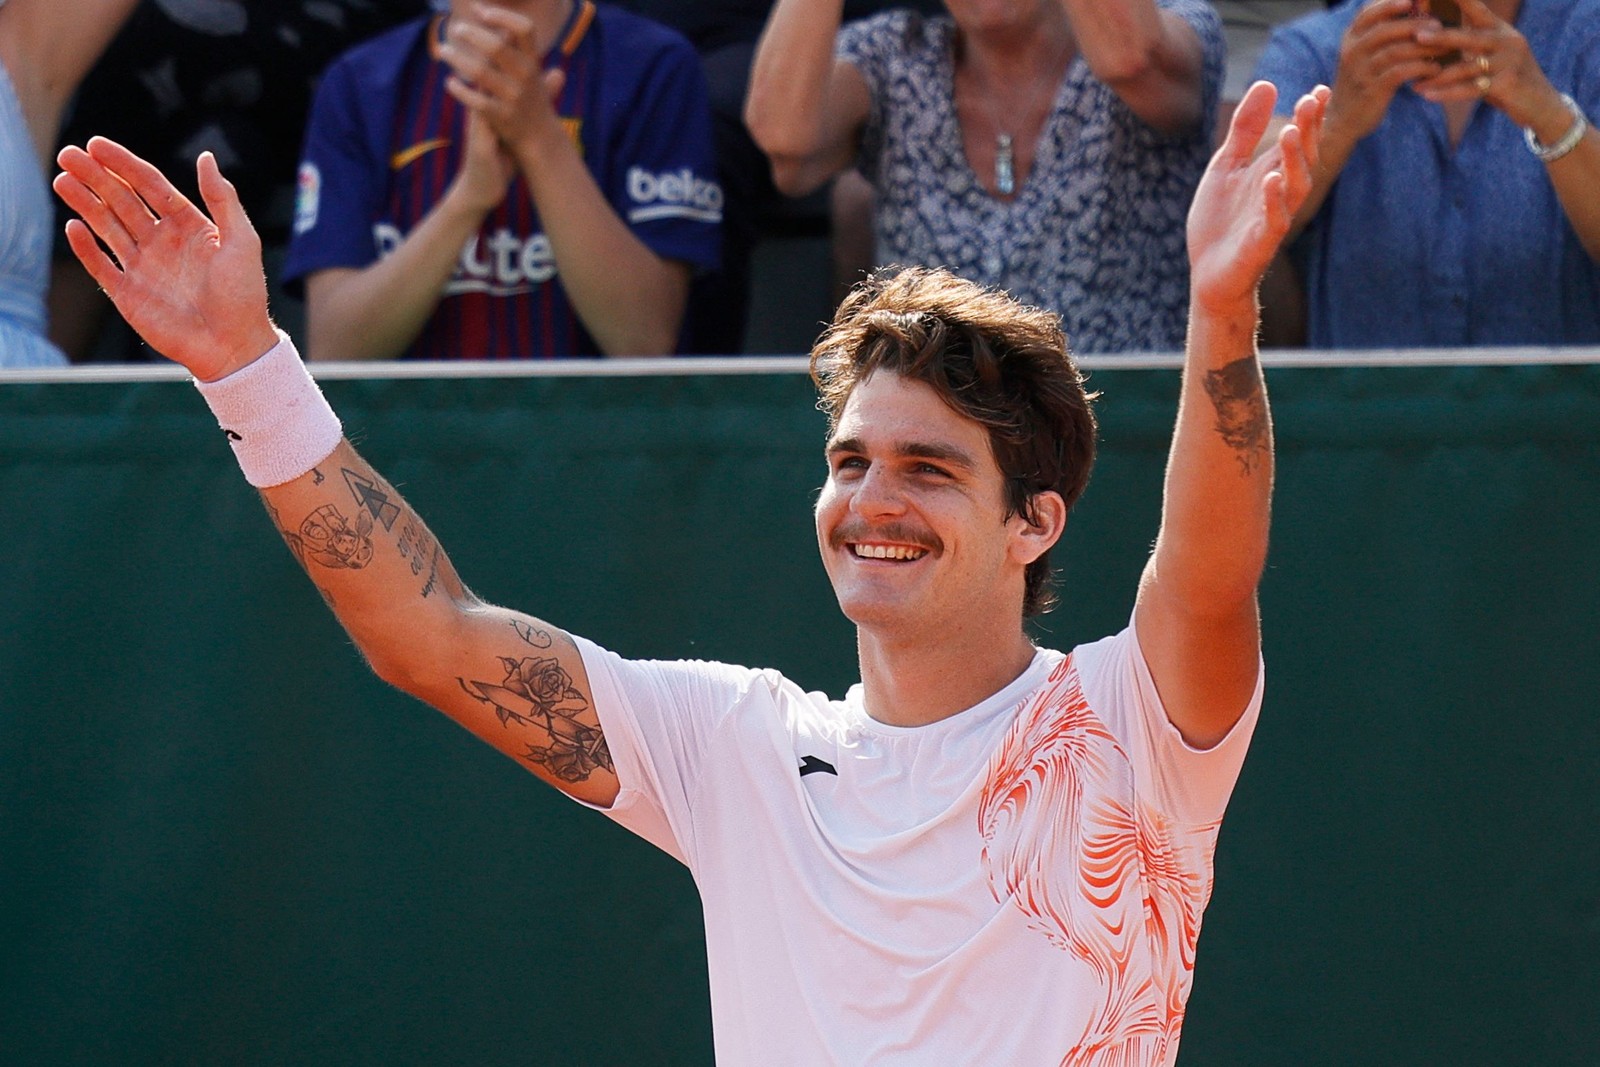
[1523,93,1589,163]
[193,330,344,488]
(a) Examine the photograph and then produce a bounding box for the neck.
[855,625,1038,728]
[955,9,1074,91]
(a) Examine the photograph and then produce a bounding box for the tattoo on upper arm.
[1203,357,1270,475]
[311,468,325,486]
[512,619,553,648]
[458,654,613,782]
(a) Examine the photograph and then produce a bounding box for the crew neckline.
[844,646,1063,738]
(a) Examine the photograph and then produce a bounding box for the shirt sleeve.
[281,56,387,290]
[571,635,772,864]
[605,34,723,275]
[835,9,914,182]
[1163,0,1227,140]
[1074,618,1263,828]
[1251,13,1339,118]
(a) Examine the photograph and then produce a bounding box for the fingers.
[1453,0,1501,29]
[1351,0,1419,34]
[52,162,141,268]
[469,1,538,48]
[84,137,202,224]
[445,74,499,115]
[440,10,538,93]
[62,217,125,294]
[55,143,157,253]
[196,151,260,250]
[541,66,566,103]
[1261,169,1290,240]
[1222,81,1278,163]
[1293,86,1330,172]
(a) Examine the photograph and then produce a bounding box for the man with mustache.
[56,78,1326,1064]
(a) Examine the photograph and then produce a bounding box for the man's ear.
[1010,491,1067,566]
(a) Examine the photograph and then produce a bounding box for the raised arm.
[0,0,138,163]
[1059,0,1209,135]
[1134,82,1327,749]
[440,5,691,357]
[53,137,620,806]
[744,0,871,197]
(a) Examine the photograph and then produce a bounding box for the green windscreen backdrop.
[3,362,1597,1065]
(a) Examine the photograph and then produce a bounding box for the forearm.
[1539,125,1600,262]
[1153,301,1274,611]
[1059,0,1205,134]
[745,0,859,194]
[513,136,687,356]
[259,440,475,670]
[0,0,140,160]
[257,441,618,803]
[305,191,492,361]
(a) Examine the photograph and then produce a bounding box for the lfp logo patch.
[293,163,321,235]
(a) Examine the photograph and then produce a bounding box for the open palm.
[54,138,278,381]
[1188,83,1327,315]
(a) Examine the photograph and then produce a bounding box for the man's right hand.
[1327,0,1446,144]
[54,137,278,382]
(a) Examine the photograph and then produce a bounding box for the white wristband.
[193,330,343,488]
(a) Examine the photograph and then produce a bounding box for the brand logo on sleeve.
[626,166,722,224]
[293,163,321,235]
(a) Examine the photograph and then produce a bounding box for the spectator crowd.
[2,0,1597,367]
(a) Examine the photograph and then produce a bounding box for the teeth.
[853,544,927,561]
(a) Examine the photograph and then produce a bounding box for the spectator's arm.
[1538,113,1600,262]
[1059,0,1206,135]
[442,9,688,356]
[744,0,871,197]
[1256,0,1445,240]
[305,111,510,361]
[1412,0,1600,261]
[0,0,138,159]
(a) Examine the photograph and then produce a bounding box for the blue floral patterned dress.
[836,1,1224,355]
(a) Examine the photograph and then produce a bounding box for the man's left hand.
[1187,82,1328,316]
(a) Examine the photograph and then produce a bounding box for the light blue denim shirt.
[1253,0,1600,348]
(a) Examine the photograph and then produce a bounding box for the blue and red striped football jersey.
[284,4,721,359]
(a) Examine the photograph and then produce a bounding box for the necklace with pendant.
[994,132,1015,196]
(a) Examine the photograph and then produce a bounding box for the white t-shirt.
[574,620,1261,1065]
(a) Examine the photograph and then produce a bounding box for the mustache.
[828,522,943,554]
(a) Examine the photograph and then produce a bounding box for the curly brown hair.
[810,266,1099,617]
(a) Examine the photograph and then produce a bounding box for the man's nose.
[850,465,906,518]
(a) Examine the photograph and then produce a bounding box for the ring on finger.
[1475,73,1492,93]
[1476,54,1491,74]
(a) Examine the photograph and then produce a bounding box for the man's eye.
[835,456,867,472]
[917,463,950,477]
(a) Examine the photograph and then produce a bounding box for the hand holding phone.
[1414,0,1463,64]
